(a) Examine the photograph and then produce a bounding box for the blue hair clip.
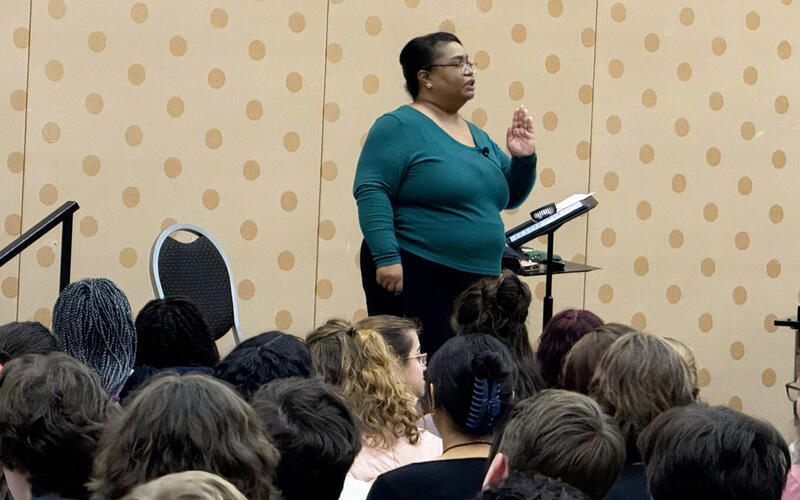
[465,377,489,431]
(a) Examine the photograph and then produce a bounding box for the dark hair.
[476,472,590,500]
[558,323,634,394]
[0,321,59,364]
[355,315,418,361]
[251,377,361,500]
[426,334,514,435]
[638,403,790,500]
[399,31,462,98]
[213,330,311,400]
[134,297,219,369]
[536,308,604,387]
[90,373,280,499]
[452,270,544,399]
[0,353,115,499]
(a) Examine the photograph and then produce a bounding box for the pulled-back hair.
[306,318,420,448]
[426,334,514,435]
[558,323,635,394]
[499,390,625,499]
[663,337,700,399]
[477,472,589,500]
[122,471,247,500]
[536,308,604,387]
[90,373,280,499]
[0,321,59,364]
[355,315,418,361]
[451,270,543,399]
[399,32,462,98]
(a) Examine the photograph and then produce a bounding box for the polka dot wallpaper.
[0,0,797,436]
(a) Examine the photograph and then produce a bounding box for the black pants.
[360,241,492,356]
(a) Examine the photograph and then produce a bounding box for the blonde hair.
[663,337,700,399]
[307,319,420,448]
[122,471,246,500]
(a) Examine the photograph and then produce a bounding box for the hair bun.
[471,352,505,380]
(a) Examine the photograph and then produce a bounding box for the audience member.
[451,270,543,399]
[356,315,426,399]
[0,321,59,365]
[121,471,246,500]
[638,403,789,500]
[662,336,700,399]
[558,323,634,394]
[52,278,137,396]
[252,377,361,500]
[307,319,441,482]
[0,353,116,500]
[484,390,624,499]
[590,331,694,500]
[90,373,280,499]
[536,308,603,388]
[476,473,589,500]
[368,334,515,500]
[213,330,311,400]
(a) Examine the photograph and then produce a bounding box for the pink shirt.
[783,465,800,499]
[348,429,442,482]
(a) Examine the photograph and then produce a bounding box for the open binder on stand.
[504,193,599,329]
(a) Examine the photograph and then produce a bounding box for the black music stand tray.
[775,306,800,381]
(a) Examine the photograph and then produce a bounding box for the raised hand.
[506,105,536,157]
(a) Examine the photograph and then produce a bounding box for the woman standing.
[354,32,538,356]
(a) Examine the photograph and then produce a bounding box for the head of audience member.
[121,471,247,500]
[663,337,700,399]
[90,373,280,500]
[536,308,604,388]
[638,403,790,500]
[426,334,514,447]
[0,353,115,500]
[590,331,694,459]
[485,390,625,500]
[52,278,137,396]
[451,270,544,399]
[251,377,361,500]
[355,315,426,398]
[306,318,420,448]
[0,321,59,365]
[476,473,589,500]
[558,323,635,394]
[134,297,219,369]
[213,330,311,400]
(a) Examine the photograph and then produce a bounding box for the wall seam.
[582,0,600,308]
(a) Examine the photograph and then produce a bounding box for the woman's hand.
[376,263,403,295]
[506,105,536,157]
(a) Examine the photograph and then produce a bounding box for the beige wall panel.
[586,0,799,436]
[18,0,327,344]
[0,0,31,323]
[316,0,597,337]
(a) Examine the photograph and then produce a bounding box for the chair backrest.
[150,224,243,344]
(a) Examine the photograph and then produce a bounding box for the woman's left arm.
[499,106,537,209]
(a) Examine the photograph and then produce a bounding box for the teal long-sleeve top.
[353,105,537,275]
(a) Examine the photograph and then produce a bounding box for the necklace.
[442,440,492,454]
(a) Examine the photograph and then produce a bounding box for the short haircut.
[536,308,604,387]
[134,297,219,368]
[251,377,361,500]
[558,323,634,394]
[399,32,462,98]
[90,373,280,499]
[0,353,114,499]
[477,472,589,500]
[121,471,247,500]
[498,390,625,499]
[638,403,790,500]
[213,330,311,400]
[589,332,694,454]
[0,321,59,364]
[355,315,418,361]
[426,334,515,435]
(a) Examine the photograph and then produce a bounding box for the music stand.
[775,306,800,381]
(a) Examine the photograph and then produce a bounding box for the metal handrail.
[0,201,80,292]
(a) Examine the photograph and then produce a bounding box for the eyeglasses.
[786,382,800,402]
[428,60,475,75]
[406,352,427,367]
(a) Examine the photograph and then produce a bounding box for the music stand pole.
[542,230,555,330]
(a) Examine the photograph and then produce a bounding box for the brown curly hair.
[307,318,420,448]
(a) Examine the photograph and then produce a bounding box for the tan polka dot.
[246,100,263,121]
[700,258,715,277]
[323,102,340,122]
[321,161,337,181]
[611,3,626,22]
[210,8,228,28]
[764,314,778,333]
[728,396,742,412]
[48,0,65,19]
[170,36,187,57]
[778,41,792,59]
[674,117,689,137]
[775,96,789,114]
[547,0,563,17]
[600,227,616,247]
[83,92,103,114]
[508,81,525,100]
[545,54,560,74]
[41,122,60,143]
[598,284,613,303]
[530,281,543,301]
[606,115,621,134]
[281,191,298,211]
[771,150,786,168]
[161,218,177,230]
[581,28,595,48]
[729,341,745,360]
[364,15,382,35]
[283,132,300,152]
[735,231,750,250]
[33,307,52,328]
[471,108,487,127]
[745,11,760,30]
[45,60,63,81]
[740,121,755,140]
[633,257,649,276]
[205,129,223,149]
[238,279,255,300]
[644,33,660,52]
[766,259,781,278]
[631,313,647,330]
[511,24,527,43]
[162,96,184,118]
[243,160,260,181]
[202,189,219,209]
[608,59,624,78]
[128,64,146,85]
[130,2,148,22]
[641,88,657,108]
[87,31,105,52]
[362,74,379,94]
[13,27,29,48]
[281,72,302,94]
[706,147,721,166]
[4,214,21,236]
[82,155,100,176]
[1,277,19,298]
[239,220,258,241]
[698,369,711,388]
[316,279,333,299]
[672,174,686,193]
[571,253,586,264]
[698,313,713,332]
[709,92,723,110]
[603,171,619,191]
[125,125,143,146]
[404,0,419,7]
[122,186,140,208]
[732,286,747,305]
[539,168,555,187]
[287,12,306,32]
[10,89,26,111]
[163,157,181,178]
[208,68,225,89]
[477,0,493,13]
[737,176,752,195]
[703,203,718,222]
[8,152,23,173]
[711,37,727,55]
[677,62,692,81]
[636,201,652,220]
[639,145,655,164]
[474,50,490,70]
[439,19,456,33]
[79,216,97,237]
[769,204,783,223]
[666,285,681,304]
[352,308,369,323]
[762,369,776,387]
[542,112,558,131]
[669,229,684,248]
[277,250,295,270]
[119,247,137,268]
[275,310,293,330]
[578,84,593,104]
[326,43,342,63]
[743,66,758,85]
[248,40,265,61]
[319,219,336,240]
[576,141,590,160]
[680,7,694,25]
[39,184,57,205]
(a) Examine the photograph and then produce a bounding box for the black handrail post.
[59,215,73,292]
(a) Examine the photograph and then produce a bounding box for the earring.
[425,83,432,89]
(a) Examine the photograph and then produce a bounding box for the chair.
[149,223,244,345]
